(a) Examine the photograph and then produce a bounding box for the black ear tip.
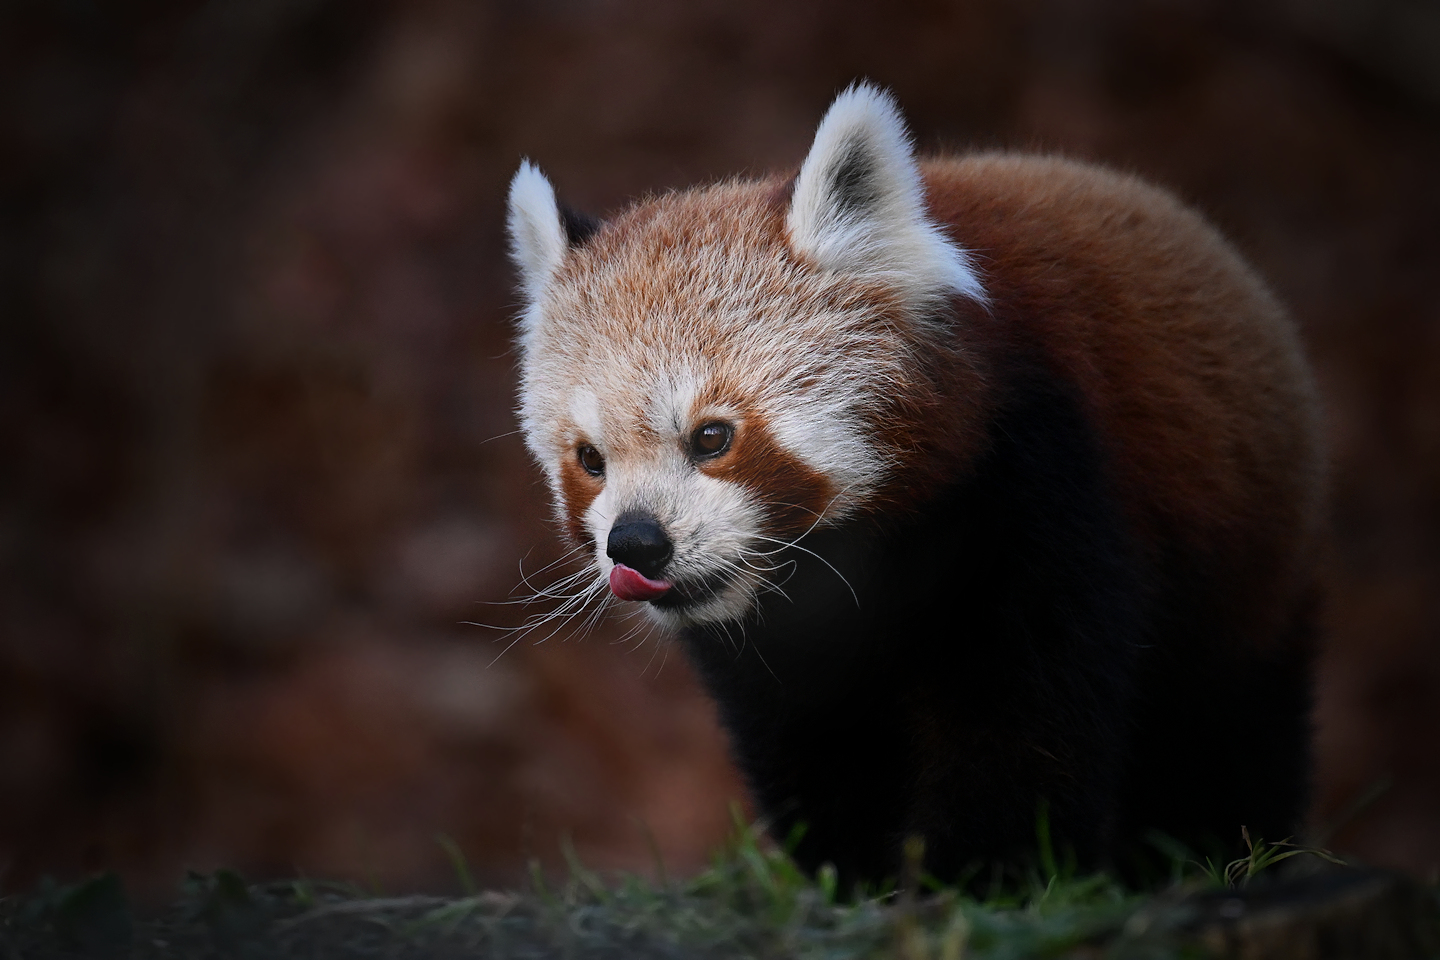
[829,142,882,215]
[559,204,601,247]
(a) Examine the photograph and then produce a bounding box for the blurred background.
[3,0,1438,899]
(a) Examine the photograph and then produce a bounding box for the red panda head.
[508,84,985,627]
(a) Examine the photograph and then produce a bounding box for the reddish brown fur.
[908,155,1324,652]
[557,452,602,548]
[862,290,996,521]
[697,407,836,535]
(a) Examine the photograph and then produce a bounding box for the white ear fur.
[507,160,567,311]
[787,83,984,305]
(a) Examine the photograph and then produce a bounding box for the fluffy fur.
[508,84,1326,888]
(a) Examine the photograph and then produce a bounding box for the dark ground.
[5,842,1439,960]
[2,0,1440,899]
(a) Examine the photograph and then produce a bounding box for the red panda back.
[925,154,1325,653]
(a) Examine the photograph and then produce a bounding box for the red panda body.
[508,87,1324,887]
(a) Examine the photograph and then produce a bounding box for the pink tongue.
[609,564,672,601]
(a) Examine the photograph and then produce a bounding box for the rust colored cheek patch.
[702,414,836,537]
[557,456,602,549]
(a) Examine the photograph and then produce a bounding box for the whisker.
[615,620,652,653]
[748,532,859,608]
[649,631,672,678]
[575,588,617,637]
[479,428,525,446]
[508,543,591,591]
[522,580,611,646]
[480,563,615,663]
[705,554,792,603]
[751,644,780,684]
[512,559,594,601]
[610,606,652,646]
[763,483,856,540]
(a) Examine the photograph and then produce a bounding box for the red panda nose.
[606,515,673,581]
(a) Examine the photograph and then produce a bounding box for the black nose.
[607,514,673,580]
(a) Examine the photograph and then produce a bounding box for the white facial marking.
[564,392,771,629]
[568,388,604,446]
[768,401,886,504]
[642,367,698,440]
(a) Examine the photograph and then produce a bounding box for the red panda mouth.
[648,570,735,611]
[609,564,673,601]
[608,563,735,611]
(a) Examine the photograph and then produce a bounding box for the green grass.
[0,812,1399,959]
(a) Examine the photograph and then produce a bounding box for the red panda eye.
[577,444,605,477]
[692,422,734,458]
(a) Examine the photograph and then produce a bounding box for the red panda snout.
[605,513,673,582]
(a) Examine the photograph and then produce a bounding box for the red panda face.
[518,185,896,626]
[507,85,986,626]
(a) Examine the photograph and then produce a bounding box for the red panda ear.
[507,160,568,340]
[508,162,603,347]
[786,83,985,307]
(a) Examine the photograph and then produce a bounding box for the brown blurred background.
[3,0,1438,899]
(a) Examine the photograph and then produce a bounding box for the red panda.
[506,84,1325,887]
